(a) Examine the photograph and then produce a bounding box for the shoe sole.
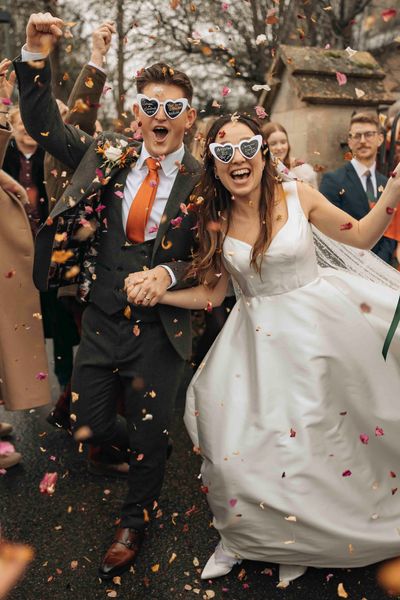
[98,563,133,580]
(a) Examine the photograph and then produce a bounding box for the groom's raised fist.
[26,13,64,55]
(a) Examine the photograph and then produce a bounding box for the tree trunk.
[116,0,125,119]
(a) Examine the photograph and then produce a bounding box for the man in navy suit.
[320,112,396,264]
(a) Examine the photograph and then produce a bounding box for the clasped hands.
[124,266,171,307]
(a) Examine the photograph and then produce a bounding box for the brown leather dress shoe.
[99,527,144,579]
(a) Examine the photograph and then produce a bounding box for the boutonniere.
[95,138,139,175]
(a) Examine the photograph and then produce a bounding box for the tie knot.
[364,169,371,178]
[146,157,161,173]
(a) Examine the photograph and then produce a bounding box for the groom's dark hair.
[136,63,193,103]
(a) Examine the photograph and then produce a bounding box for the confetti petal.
[336,72,347,86]
[39,472,58,495]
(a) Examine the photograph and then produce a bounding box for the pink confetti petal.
[39,472,58,495]
[222,86,231,97]
[340,222,353,230]
[375,426,384,437]
[336,71,347,86]
[171,216,183,228]
[359,433,369,444]
[342,469,352,477]
[255,105,267,119]
[229,498,238,507]
[0,441,15,456]
[35,372,48,381]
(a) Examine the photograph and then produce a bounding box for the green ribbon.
[383,296,400,360]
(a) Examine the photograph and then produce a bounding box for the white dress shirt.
[350,157,377,197]
[123,144,185,239]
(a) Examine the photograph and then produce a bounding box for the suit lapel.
[152,149,200,260]
[50,139,140,220]
[345,163,370,213]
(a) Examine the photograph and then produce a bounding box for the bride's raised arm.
[155,265,230,310]
[297,162,400,250]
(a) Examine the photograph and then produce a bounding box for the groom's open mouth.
[230,168,251,182]
[153,126,169,143]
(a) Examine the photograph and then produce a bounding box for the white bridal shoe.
[278,563,308,586]
[201,542,242,579]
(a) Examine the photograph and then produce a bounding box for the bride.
[126,114,400,587]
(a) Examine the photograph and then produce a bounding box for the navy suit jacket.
[320,162,395,263]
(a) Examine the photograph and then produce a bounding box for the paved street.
[0,362,392,600]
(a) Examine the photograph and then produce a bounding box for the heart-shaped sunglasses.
[137,93,190,120]
[209,134,263,163]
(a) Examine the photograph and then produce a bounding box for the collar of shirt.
[351,157,376,180]
[136,144,185,177]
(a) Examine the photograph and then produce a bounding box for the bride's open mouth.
[230,168,251,182]
[153,126,169,143]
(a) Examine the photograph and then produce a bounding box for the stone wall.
[270,75,385,178]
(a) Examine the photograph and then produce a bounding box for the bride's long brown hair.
[188,114,279,286]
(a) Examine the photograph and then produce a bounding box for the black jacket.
[320,162,396,263]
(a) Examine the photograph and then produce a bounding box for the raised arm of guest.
[65,22,112,134]
[44,23,112,204]
[13,14,115,170]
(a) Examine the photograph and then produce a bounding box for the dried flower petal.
[340,222,353,231]
[39,472,58,495]
[337,582,349,597]
[336,72,347,86]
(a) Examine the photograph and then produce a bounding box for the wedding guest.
[14,12,199,579]
[2,106,78,404]
[139,114,400,586]
[0,59,51,465]
[262,121,318,187]
[320,112,396,264]
[383,101,400,266]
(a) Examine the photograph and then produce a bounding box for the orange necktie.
[126,157,160,243]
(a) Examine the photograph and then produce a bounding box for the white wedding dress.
[185,181,400,568]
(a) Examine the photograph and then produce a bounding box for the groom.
[14,13,200,579]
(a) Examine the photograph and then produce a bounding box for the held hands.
[124,266,171,307]
[0,59,15,101]
[90,22,116,67]
[26,12,64,55]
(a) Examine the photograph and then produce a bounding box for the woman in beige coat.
[0,59,50,446]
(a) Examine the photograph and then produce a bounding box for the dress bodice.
[223,181,319,297]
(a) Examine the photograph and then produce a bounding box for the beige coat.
[0,126,51,410]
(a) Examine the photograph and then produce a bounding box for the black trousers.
[71,303,185,530]
[373,236,396,265]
